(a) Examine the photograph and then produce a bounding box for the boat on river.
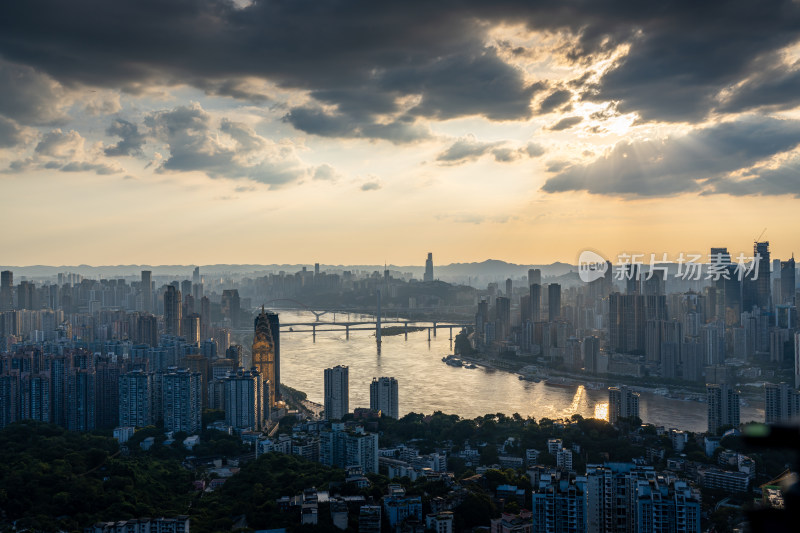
[544,378,575,389]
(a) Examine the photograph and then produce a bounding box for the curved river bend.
[256,311,763,433]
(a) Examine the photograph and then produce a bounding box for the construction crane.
[754,227,767,243]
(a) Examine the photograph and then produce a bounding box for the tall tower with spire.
[424,252,434,282]
[253,306,278,409]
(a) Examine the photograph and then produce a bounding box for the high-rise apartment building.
[17,281,35,310]
[764,382,800,424]
[528,268,542,287]
[530,283,542,322]
[320,423,378,473]
[119,369,152,428]
[20,373,50,422]
[140,270,152,313]
[200,296,211,339]
[182,293,195,316]
[633,478,701,533]
[548,283,561,322]
[781,256,796,305]
[707,384,740,435]
[625,264,641,295]
[221,289,241,327]
[709,248,742,324]
[495,296,511,340]
[49,355,69,427]
[324,365,349,420]
[182,313,201,344]
[67,368,95,432]
[370,376,399,419]
[585,465,700,533]
[95,361,120,429]
[796,332,800,389]
[755,241,771,311]
[136,314,159,347]
[583,336,600,374]
[608,386,640,425]
[0,271,13,311]
[162,368,202,433]
[180,280,192,305]
[164,285,182,337]
[609,293,644,354]
[224,368,266,430]
[531,474,587,533]
[0,373,19,429]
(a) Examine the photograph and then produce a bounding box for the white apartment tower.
[324,365,349,420]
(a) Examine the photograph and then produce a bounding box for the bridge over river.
[232,297,472,342]
[234,318,470,340]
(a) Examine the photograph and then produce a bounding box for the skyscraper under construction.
[252,307,280,409]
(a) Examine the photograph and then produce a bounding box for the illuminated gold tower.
[252,306,277,409]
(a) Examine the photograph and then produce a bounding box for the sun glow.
[594,402,609,421]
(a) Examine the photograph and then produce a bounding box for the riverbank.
[452,349,765,405]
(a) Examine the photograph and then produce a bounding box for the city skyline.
[1,2,800,265]
[1,2,799,529]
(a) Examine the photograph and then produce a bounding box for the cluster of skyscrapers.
[475,242,796,378]
[0,268,284,437]
[471,242,800,431]
[528,464,701,533]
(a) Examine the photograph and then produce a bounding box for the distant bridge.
[254,299,475,321]
[261,299,330,320]
[233,318,471,340]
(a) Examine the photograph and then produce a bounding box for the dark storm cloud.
[1,0,799,133]
[194,79,271,103]
[437,137,504,164]
[59,161,121,175]
[283,107,432,143]
[35,130,83,158]
[437,136,547,165]
[549,116,583,131]
[144,103,311,185]
[0,61,69,125]
[582,3,800,121]
[717,55,800,114]
[539,89,573,114]
[541,116,800,197]
[707,157,800,198]
[4,128,122,175]
[0,117,26,148]
[381,47,541,121]
[104,119,146,156]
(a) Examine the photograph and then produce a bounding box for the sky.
[1,0,799,267]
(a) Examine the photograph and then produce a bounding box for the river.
[242,311,764,433]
